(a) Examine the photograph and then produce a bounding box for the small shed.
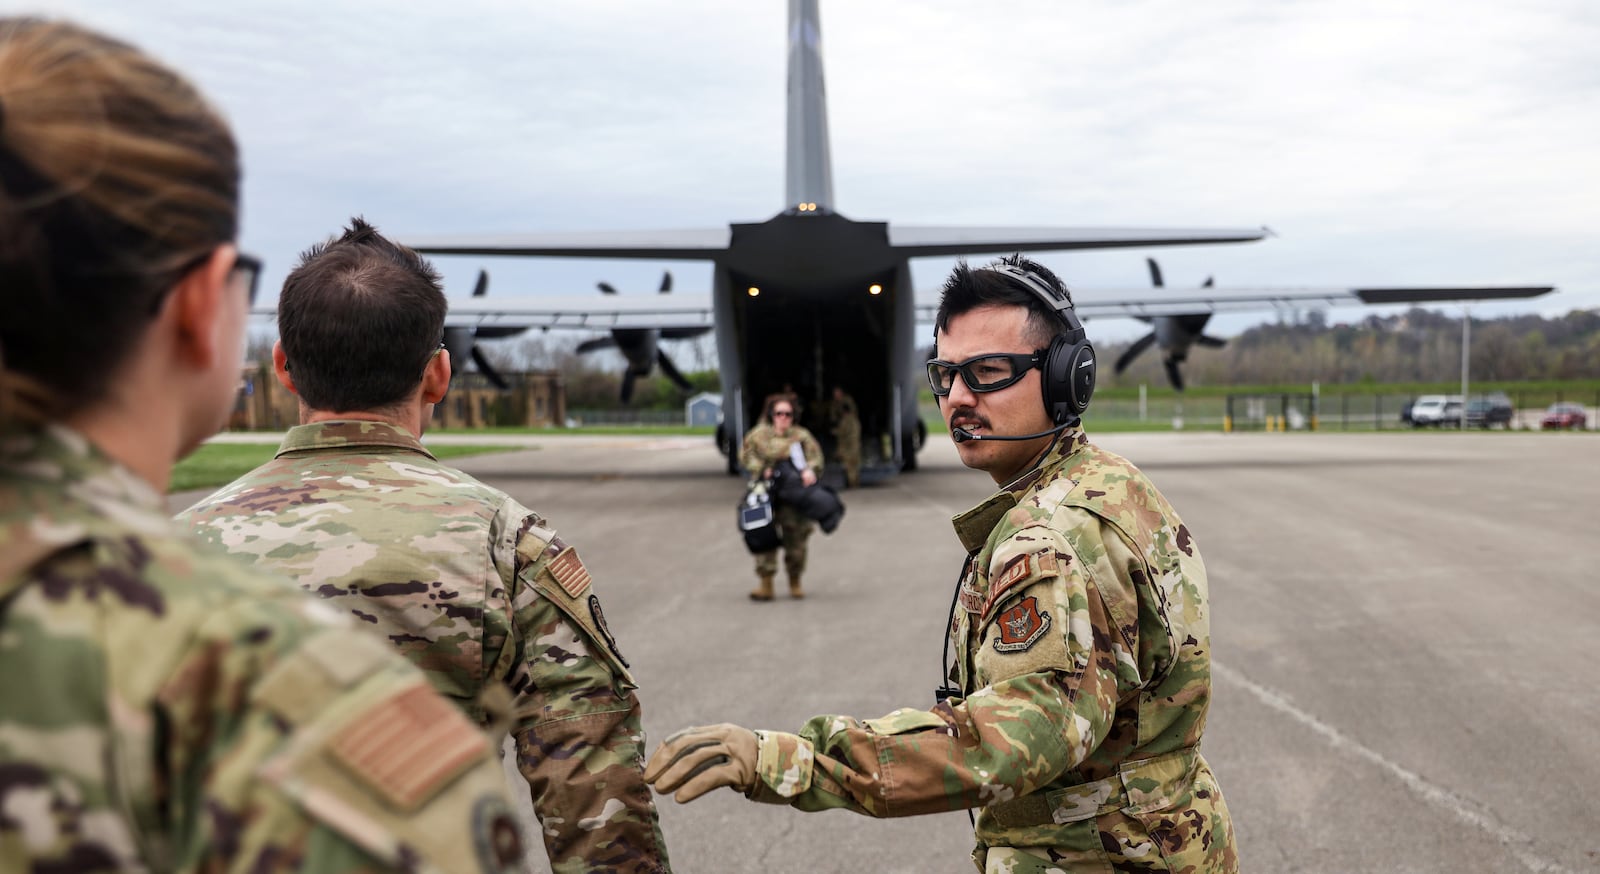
[685,392,722,427]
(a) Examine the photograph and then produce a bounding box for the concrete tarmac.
[175,430,1600,873]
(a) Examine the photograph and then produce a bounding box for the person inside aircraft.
[740,392,823,600]
[0,17,524,872]
[828,384,861,488]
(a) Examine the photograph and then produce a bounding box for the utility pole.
[1460,306,1471,432]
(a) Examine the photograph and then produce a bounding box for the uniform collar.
[949,426,1090,553]
[0,425,171,585]
[276,420,436,460]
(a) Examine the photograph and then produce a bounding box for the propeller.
[1111,258,1228,392]
[443,269,512,389]
[574,270,709,403]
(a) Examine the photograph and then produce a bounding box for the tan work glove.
[643,723,759,803]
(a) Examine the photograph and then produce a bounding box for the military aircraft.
[404,0,1552,478]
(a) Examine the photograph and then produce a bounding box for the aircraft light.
[747,286,761,297]
[869,284,883,295]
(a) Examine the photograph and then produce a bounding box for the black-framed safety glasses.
[230,252,263,307]
[926,351,1044,397]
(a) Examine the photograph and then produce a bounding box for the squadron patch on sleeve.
[472,795,525,874]
[992,596,1052,654]
[588,594,630,668]
[546,546,592,598]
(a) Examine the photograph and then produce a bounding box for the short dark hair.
[933,254,1074,352]
[277,217,446,412]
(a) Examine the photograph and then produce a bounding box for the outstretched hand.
[643,723,759,803]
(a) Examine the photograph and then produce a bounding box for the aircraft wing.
[400,229,731,260]
[251,292,716,331]
[914,284,1556,320]
[444,294,715,331]
[888,225,1270,256]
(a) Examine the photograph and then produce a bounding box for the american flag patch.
[547,547,592,598]
[328,683,489,812]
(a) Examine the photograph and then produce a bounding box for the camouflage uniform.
[178,421,671,874]
[743,429,1237,873]
[739,423,824,578]
[0,425,526,874]
[830,394,862,488]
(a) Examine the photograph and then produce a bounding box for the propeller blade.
[1196,335,1227,349]
[659,271,673,294]
[471,269,488,298]
[442,326,475,368]
[598,281,619,295]
[470,345,510,390]
[619,372,637,404]
[655,348,692,391]
[1163,359,1186,392]
[1114,332,1158,375]
[1146,257,1164,288]
[575,336,617,354]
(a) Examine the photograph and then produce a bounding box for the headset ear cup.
[1070,340,1096,416]
[1041,335,1095,423]
[1041,335,1070,423]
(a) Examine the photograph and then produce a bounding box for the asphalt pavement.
[173,429,1600,873]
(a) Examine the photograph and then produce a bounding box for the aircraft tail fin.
[786,0,834,212]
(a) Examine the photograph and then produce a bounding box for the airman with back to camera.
[178,218,672,874]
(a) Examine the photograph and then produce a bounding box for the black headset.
[980,263,1096,423]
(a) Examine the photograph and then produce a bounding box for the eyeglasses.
[926,351,1044,397]
[230,252,262,307]
[771,409,794,418]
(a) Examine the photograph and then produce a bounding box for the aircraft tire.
[901,432,919,472]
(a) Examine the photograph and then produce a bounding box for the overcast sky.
[30,0,1600,343]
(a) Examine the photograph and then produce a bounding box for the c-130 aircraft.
[402,0,1552,480]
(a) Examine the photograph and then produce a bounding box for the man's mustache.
[948,407,989,431]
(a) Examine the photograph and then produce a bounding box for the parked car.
[1409,395,1462,427]
[1465,394,1514,429]
[1541,402,1588,430]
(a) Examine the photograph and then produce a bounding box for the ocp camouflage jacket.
[746,429,1238,873]
[178,421,671,874]
[1,425,523,873]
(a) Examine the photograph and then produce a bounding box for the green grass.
[168,443,516,493]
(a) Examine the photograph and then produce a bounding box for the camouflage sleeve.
[745,530,1122,816]
[739,427,765,476]
[174,624,529,874]
[503,521,671,874]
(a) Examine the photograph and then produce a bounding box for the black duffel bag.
[737,479,781,553]
[770,460,845,534]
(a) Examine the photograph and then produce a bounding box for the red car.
[1540,403,1588,430]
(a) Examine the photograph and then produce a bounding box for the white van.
[1410,394,1462,427]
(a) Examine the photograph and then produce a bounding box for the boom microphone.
[950,421,1071,443]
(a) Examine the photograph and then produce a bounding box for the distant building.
[227,364,567,431]
[685,392,722,427]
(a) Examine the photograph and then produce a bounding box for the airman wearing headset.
[644,255,1238,873]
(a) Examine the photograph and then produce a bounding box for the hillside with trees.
[247,307,1597,412]
[1100,307,1600,390]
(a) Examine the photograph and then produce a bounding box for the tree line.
[245,306,1597,411]
[1099,307,1600,389]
